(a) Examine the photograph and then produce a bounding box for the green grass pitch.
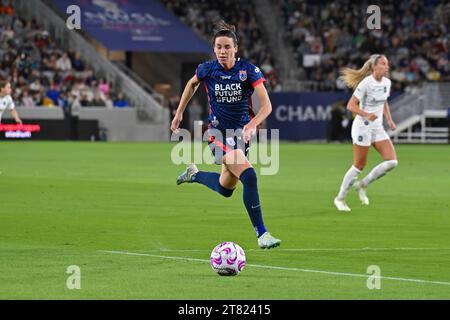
[0,141,449,299]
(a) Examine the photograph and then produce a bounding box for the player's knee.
[385,159,398,170]
[239,167,257,187]
[219,186,234,198]
[222,189,234,198]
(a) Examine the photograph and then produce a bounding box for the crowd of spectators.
[279,0,449,91]
[5,0,444,101]
[161,0,282,91]
[0,2,129,109]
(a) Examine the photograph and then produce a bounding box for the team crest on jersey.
[239,70,247,81]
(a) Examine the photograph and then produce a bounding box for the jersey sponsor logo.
[239,70,247,81]
[369,96,386,103]
[214,83,243,103]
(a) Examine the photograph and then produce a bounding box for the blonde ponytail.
[340,54,384,89]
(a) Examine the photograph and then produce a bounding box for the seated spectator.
[80,94,90,107]
[29,79,43,94]
[21,90,36,107]
[98,78,110,95]
[34,34,47,50]
[53,69,64,85]
[42,95,55,107]
[84,69,97,86]
[1,25,14,42]
[114,92,129,108]
[103,92,114,109]
[63,70,75,84]
[33,91,43,106]
[71,51,84,71]
[46,82,60,105]
[91,90,106,107]
[56,52,72,72]
[0,0,14,15]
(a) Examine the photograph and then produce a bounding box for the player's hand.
[170,113,182,133]
[15,119,23,125]
[366,113,378,122]
[388,119,396,130]
[242,122,257,144]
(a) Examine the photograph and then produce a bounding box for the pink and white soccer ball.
[210,242,246,276]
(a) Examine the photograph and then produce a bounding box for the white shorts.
[351,120,390,147]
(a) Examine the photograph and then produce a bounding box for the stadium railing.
[389,82,450,144]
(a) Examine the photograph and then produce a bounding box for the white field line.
[101,247,450,253]
[100,250,450,287]
[251,247,450,252]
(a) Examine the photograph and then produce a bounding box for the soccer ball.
[210,242,246,276]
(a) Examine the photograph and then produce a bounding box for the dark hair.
[0,80,10,89]
[213,20,238,46]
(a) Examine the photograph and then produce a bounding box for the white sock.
[337,165,361,200]
[361,160,398,187]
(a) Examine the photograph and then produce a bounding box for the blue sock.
[192,171,234,198]
[239,167,267,238]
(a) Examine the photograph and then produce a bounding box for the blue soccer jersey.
[196,57,266,131]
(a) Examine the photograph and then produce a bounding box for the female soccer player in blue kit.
[170,21,281,249]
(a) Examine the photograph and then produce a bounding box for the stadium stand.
[0,5,125,109]
[161,0,282,92]
[1,0,447,143]
[2,0,169,141]
[278,0,449,91]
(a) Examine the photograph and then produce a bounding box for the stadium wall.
[267,92,351,141]
[3,108,170,141]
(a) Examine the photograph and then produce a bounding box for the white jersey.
[0,94,15,123]
[353,75,391,127]
[351,75,392,146]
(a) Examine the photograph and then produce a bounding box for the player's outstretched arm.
[10,109,22,125]
[242,83,272,143]
[383,101,396,130]
[171,75,201,133]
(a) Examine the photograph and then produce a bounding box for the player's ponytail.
[213,20,238,46]
[340,54,384,89]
